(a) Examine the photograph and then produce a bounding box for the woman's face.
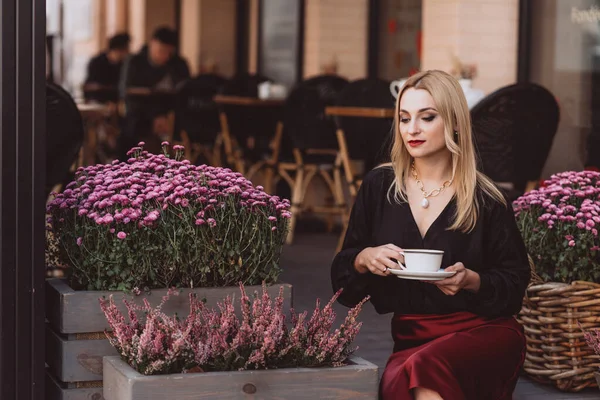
[398,88,449,160]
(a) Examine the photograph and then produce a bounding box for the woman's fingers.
[384,244,404,263]
[433,273,464,295]
[444,262,465,272]
[384,243,404,253]
[433,276,457,286]
[358,244,405,277]
[432,282,458,295]
[378,253,401,270]
[368,260,390,276]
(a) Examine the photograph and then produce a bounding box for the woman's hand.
[354,244,404,276]
[431,262,481,295]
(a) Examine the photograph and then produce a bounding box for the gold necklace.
[411,162,453,209]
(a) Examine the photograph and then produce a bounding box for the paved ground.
[279,231,600,400]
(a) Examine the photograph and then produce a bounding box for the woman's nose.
[407,120,420,135]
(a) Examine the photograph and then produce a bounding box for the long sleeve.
[331,174,374,308]
[466,199,531,317]
[85,57,101,84]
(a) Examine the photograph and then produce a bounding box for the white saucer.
[388,268,456,281]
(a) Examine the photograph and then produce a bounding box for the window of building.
[527,0,600,173]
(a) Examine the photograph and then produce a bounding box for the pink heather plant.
[513,170,600,282]
[47,143,291,291]
[99,284,368,375]
[582,327,600,367]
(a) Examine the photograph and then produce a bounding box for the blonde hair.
[388,70,506,232]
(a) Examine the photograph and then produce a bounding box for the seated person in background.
[331,70,530,400]
[118,26,190,159]
[84,32,131,103]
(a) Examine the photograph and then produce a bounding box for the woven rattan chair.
[46,82,85,197]
[278,75,349,244]
[328,78,395,251]
[470,83,559,199]
[172,74,227,165]
[216,74,282,185]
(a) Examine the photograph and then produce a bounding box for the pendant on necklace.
[421,198,430,209]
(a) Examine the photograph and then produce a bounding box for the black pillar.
[0,0,46,399]
[517,0,531,83]
[235,0,250,76]
[367,0,379,79]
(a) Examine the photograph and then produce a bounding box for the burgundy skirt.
[380,312,526,400]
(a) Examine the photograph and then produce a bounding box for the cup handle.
[396,251,406,270]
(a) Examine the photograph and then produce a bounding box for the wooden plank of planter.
[46,278,293,334]
[46,324,118,383]
[103,355,379,400]
[46,370,104,400]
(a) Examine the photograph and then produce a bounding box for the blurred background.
[45,0,600,180]
[45,0,600,275]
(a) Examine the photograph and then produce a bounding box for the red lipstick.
[408,140,425,147]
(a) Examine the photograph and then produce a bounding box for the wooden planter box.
[45,278,293,400]
[46,370,104,400]
[103,356,379,400]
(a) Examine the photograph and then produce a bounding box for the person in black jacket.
[84,33,130,103]
[118,26,190,159]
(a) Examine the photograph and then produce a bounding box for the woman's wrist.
[464,270,481,293]
[353,249,370,274]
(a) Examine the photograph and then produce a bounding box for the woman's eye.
[400,118,410,123]
[422,115,436,122]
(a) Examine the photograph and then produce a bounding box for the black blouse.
[331,166,530,318]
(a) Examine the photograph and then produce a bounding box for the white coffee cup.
[258,82,271,99]
[389,79,407,99]
[397,249,444,272]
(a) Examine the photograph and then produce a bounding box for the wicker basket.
[517,262,600,392]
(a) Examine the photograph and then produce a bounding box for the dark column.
[235,0,250,75]
[367,0,379,79]
[0,0,46,399]
[517,0,531,83]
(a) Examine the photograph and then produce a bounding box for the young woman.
[331,70,530,400]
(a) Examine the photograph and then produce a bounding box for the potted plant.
[449,53,477,87]
[448,53,484,109]
[44,143,293,400]
[513,170,600,392]
[100,284,378,399]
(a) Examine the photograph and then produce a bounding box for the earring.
[454,131,459,142]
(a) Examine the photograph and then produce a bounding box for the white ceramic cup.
[258,82,271,99]
[389,79,407,98]
[397,249,444,272]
